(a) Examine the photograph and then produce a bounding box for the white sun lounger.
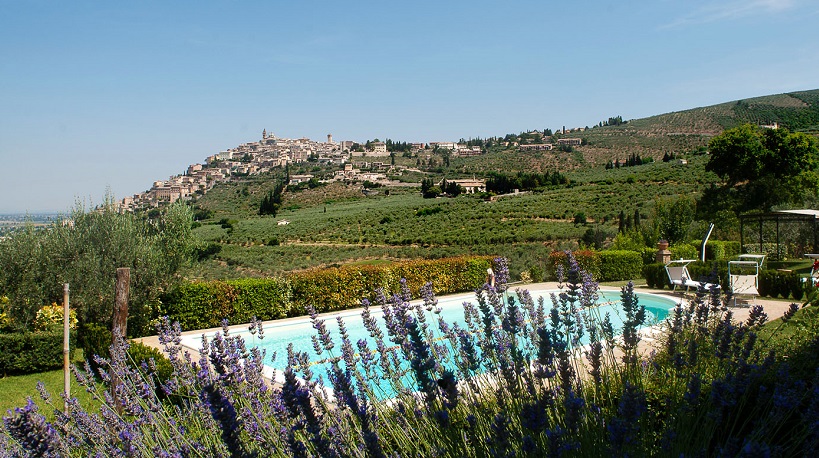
[665,259,707,292]
[728,260,760,306]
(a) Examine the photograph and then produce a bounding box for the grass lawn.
[0,351,100,418]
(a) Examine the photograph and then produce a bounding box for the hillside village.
[117,130,530,211]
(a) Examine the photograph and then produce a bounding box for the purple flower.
[486,413,514,458]
[745,304,768,328]
[307,305,335,353]
[2,399,63,457]
[202,383,249,458]
[607,382,646,455]
[782,303,799,322]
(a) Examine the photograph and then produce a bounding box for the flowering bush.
[32,304,77,332]
[2,255,818,456]
[0,296,10,332]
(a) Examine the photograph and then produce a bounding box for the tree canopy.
[0,200,195,336]
[703,124,819,213]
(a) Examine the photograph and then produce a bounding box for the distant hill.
[466,89,819,172]
[633,89,819,132]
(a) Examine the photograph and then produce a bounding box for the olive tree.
[0,200,195,337]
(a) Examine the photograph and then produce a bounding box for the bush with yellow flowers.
[33,303,78,332]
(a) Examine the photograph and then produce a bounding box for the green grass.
[0,351,100,418]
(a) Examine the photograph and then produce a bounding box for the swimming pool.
[179,288,679,391]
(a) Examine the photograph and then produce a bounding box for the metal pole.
[740,216,745,254]
[63,283,70,414]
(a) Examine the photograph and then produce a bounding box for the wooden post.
[63,283,70,414]
[110,268,130,414]
[112,268,130,340]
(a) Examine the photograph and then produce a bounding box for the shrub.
[415,207,442,217]
[545,250,642,282]
[33,304,78,332]
[289,256,493,314]
[545,250,600,281]
[669,243,698,261]
[757,269,804,299]
[639,247,657,266]
[643,263,668,289]
[7,256,818,455]
[0,200,195,337]
[78,322,113,371]
[127,341,174,387]
[528,265,544,283]
[703,240,741,260]
[160,278,292,331]
[598,250,643,282]
[0,330,75,375]
[0,295,11,332]
[194,242,222,260]
[742,243,787,261]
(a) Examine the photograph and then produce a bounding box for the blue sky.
[1,0,818,213]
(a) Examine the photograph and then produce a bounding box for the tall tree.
[0,199,195,336]
[704,123,819,212]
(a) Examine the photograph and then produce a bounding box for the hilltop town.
[117,130,537,211]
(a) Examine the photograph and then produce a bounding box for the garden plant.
[2,255,818,456]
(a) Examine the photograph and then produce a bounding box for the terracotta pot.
[657,240,669,250]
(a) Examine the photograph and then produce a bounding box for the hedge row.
[643,262,807,300]
[545,250,643,282]
[160,278,292,331]
[703,241,742,261]
[0,330,75,376]
[289,257,492,314]
[160,256,495,331]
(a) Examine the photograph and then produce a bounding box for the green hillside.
[185,89,818,280]
[572,89,819,166]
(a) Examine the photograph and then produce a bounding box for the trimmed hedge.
[704,241,741,261]
[545,250,600,281]
[288,256,494,314]
[161,278,292,331]
[0,330,75,376]
[643,263,669,289]
[159,256,495,330]
[669,243,698,261]
[546,250,643,282]
[598,250,644,282]
[643,261,807,300]
[127,341,174,388]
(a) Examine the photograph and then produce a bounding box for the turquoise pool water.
[179,289,679,390]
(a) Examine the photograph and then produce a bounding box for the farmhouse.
[519,144,554,151]
[441,178,487,194]
[557,138,582,146]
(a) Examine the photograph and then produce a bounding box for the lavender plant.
[3,254,818,456]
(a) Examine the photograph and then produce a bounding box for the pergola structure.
[739,210,819,259]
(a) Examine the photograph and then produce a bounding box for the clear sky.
[2,0,818,214]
